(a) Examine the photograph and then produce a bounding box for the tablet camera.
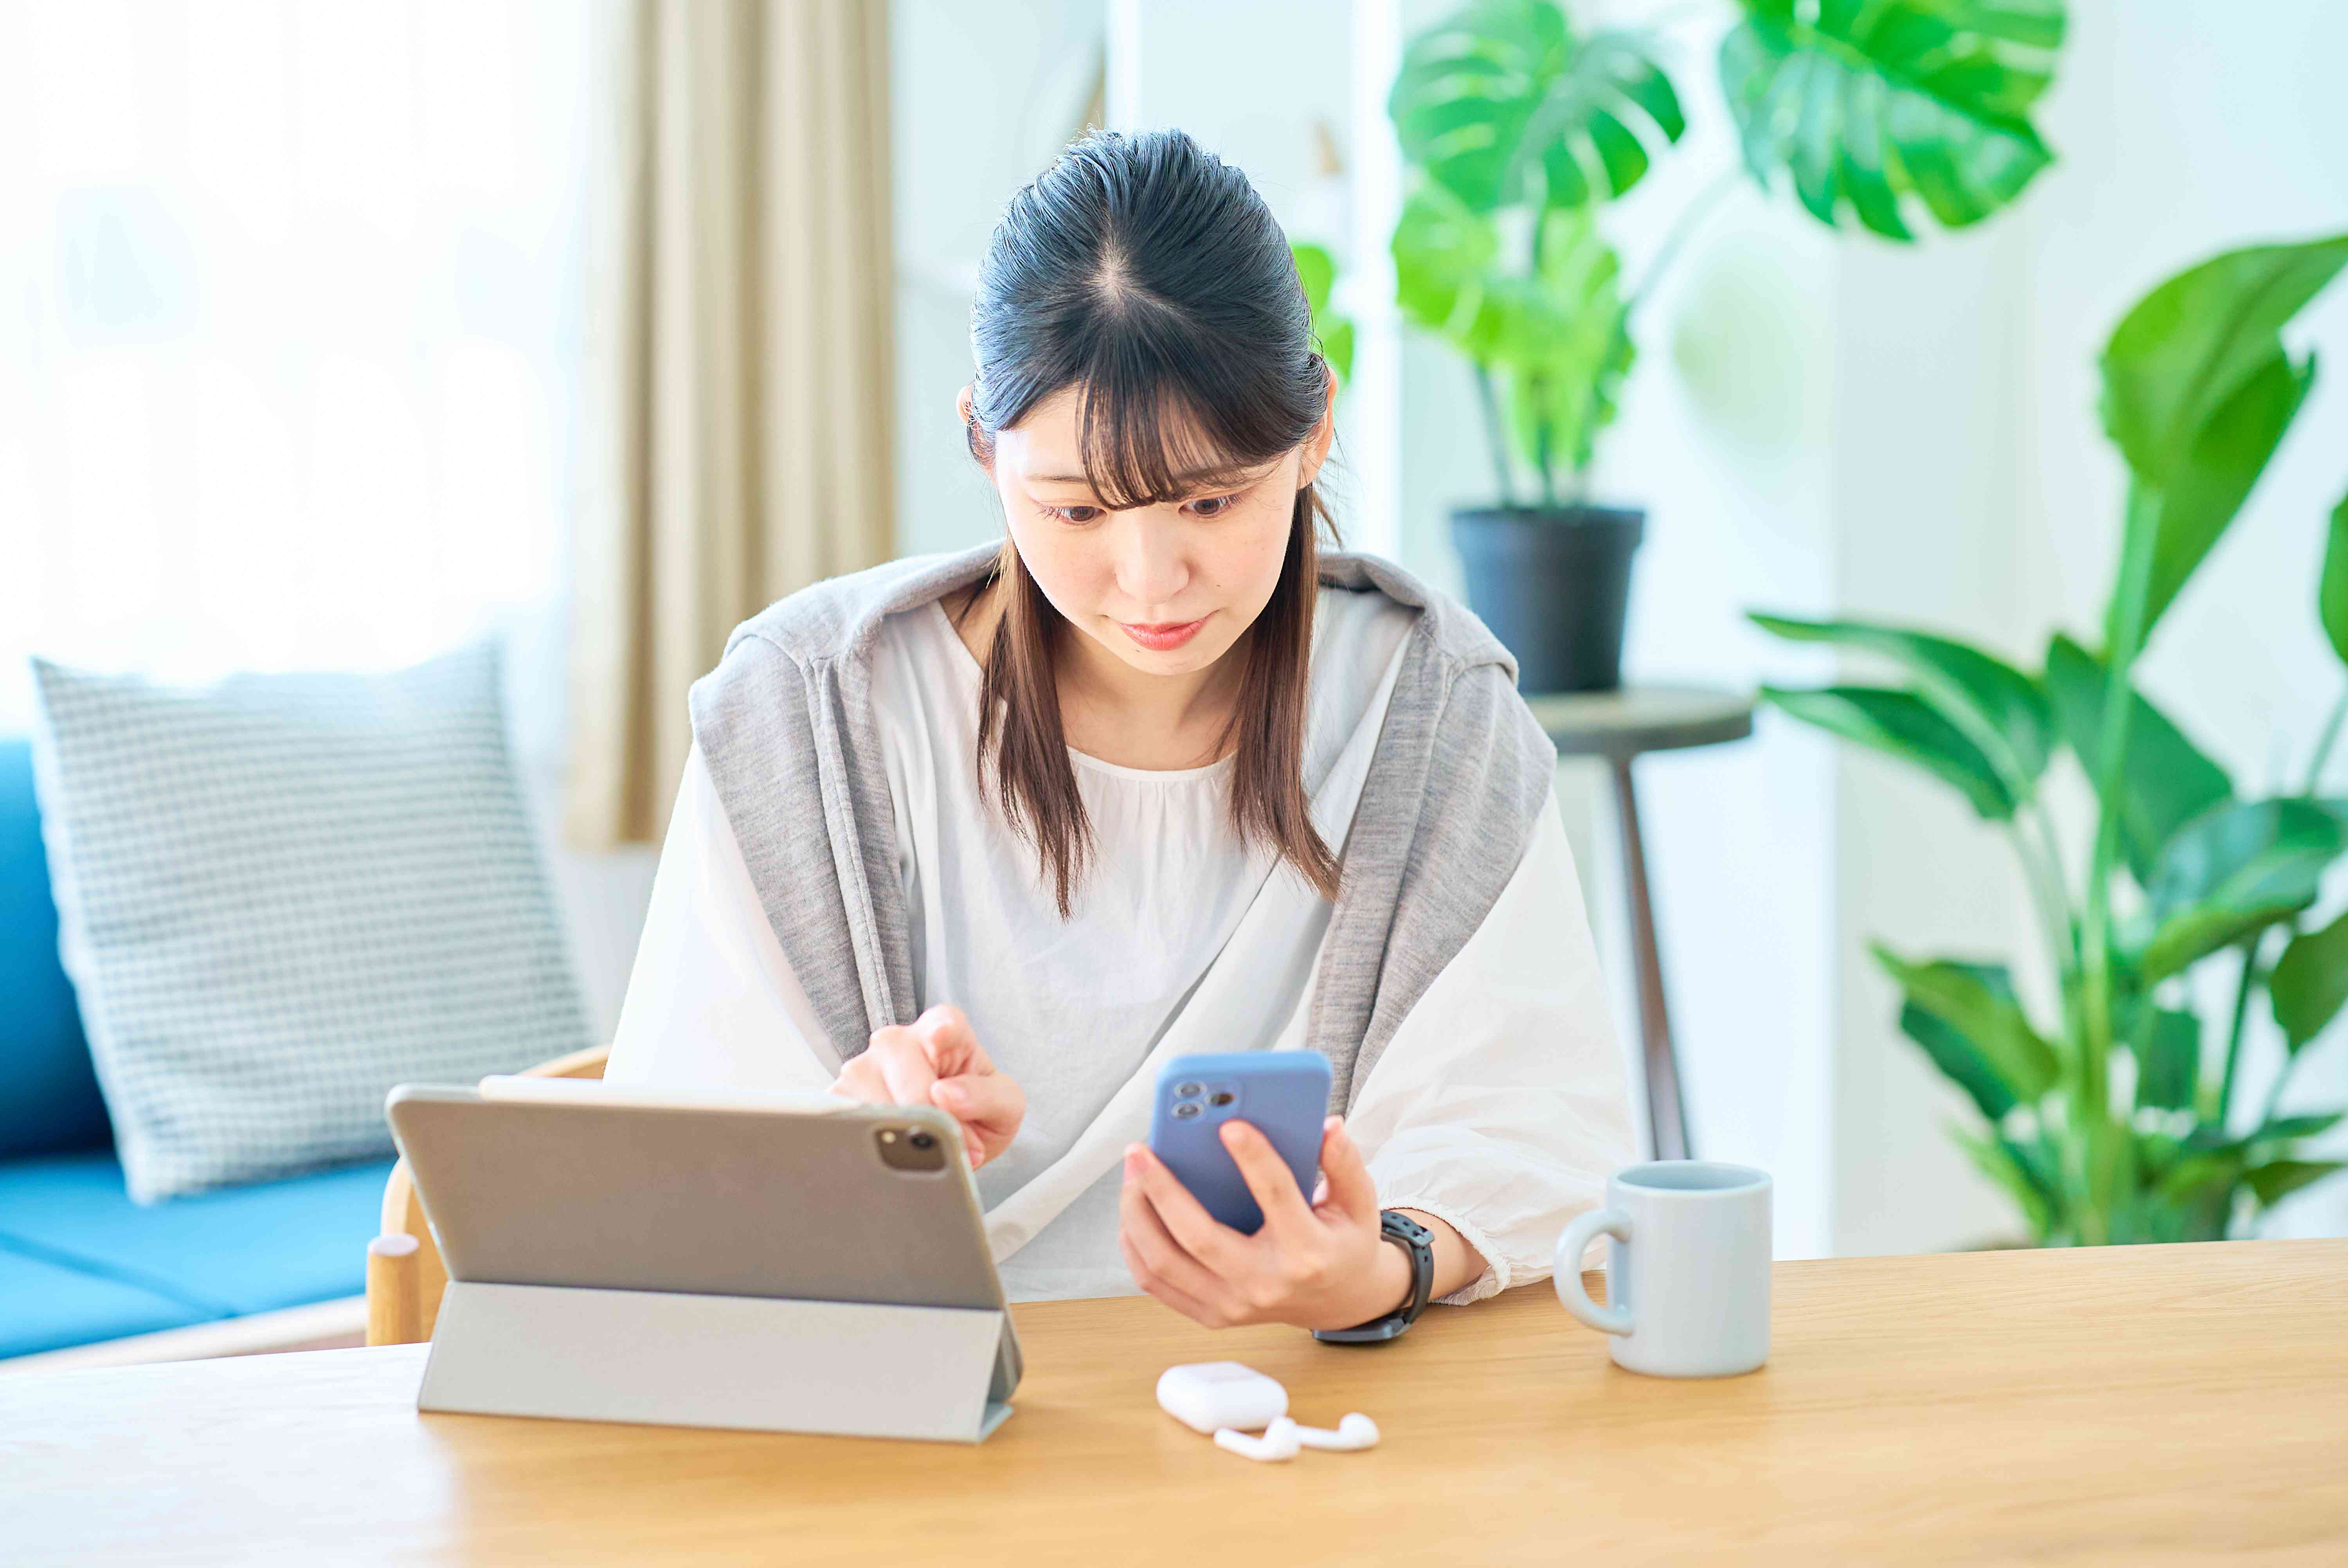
[875,1124,949,1173]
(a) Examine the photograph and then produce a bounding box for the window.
[0,0,592,773]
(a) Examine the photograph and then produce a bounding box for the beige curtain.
[566,0,897,849]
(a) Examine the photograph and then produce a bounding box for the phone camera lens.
[1175,1081,1204,1098]
[1208,1091,1235,1107]
[1172,1102,1201,1120]
[908,1130,937,1149]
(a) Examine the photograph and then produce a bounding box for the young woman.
[605,129,1631,1338]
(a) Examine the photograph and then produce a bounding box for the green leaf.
[1750,613,2054,782]
[2082,1104,2137,1228]
[1952,1126,2062,1238]
[2170,1112,2343,1170]
[2245,1160,2344,1208]
[2139,799,2348,981]
[2157,1150,2246,1205]
[2098,232,2348,645]
[2132,1007,2199,1112]
[1390,3,1684,215]
[2322,486,2348,670]
[2109,352,2316,647]
[1290,241,1354,387]
[2256,1112,2345,1142]
[1323,320,1355,388]
[1395,187,1630,481]
[1761,685,2016,819]
[2043,634,2232,888]
[2112,1115,2231,1241]
[2100,233,2348,480]
[1900,1000,2018,1121]
[1392,183,1500,343]
[2271,908,2348,1054]
[1294,241,1335,318]
[1717,0,2064,242]
[1491,206,1632,478]
[1874,947,2059,1115]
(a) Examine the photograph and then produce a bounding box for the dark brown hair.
[963,129,1340,917]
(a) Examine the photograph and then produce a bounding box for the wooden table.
[1524,685,1755,1161]
[7,1241,2345,1566]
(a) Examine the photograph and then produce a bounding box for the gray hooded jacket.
[686,544,1556,1109]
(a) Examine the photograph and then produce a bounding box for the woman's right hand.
[832,1004,1024,1171]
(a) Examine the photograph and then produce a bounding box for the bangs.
[1065,311,1307,510]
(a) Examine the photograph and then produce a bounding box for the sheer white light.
[0,0,590,743]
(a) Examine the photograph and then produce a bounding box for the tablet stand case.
[418,1282,1017,1443]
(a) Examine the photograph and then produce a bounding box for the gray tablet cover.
[385,1085,1019,1395]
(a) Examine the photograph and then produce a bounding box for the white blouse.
[605,587,1634,1305]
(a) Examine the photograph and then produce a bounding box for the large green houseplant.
[1388,0,2068,690]
[1754,232,2348,1244]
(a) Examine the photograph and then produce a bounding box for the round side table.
[1522,686,1755,1163]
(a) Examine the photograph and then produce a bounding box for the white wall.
[1565,5,1844,1258]
[890,0,1107,560]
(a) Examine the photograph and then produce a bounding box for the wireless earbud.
[1292,1412,1380,1452]
[1212,1415,1300,1462]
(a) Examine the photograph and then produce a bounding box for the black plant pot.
[1451,505,1644,694]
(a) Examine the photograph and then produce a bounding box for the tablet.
[384,1083,1020,1395]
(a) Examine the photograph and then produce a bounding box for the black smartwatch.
[1313,1209,1435,1343]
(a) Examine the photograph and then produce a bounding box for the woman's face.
[963,379,1336,680]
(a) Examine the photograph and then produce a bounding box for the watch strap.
[1312,1209,1435,1344]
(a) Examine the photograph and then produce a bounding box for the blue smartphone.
[1147,1051,1332,1234]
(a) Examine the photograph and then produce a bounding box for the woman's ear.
[1297,363,1338,487]
[958,383,992,470]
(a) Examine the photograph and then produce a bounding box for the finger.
[1118,1232,1226,1328]
[933,1072,1022,1140]
[866,1031,938,1108]
[1125,1142,1246,1271]
[1218,1119,1317,1235]
[829,1054,888,1105]
[913,1004,990,1078]
[1119,1150,1233,1307]
[1314,1117,1381,1224]
[931,1075,1023,1169]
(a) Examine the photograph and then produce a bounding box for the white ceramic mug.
[1552,1161,1772,1378]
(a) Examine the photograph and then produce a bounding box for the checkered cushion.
[28,642,591,1201]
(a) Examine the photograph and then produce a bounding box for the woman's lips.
[1118,615,1210,652]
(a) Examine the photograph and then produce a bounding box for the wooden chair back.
[364,1044,609,1346]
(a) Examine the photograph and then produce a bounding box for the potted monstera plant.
[1753,232,2348,1245]
[1388,0,2069,689]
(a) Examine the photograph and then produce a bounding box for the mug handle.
[1553,1207,1633,1336]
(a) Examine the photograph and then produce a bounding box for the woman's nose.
[1113,514,1190,610]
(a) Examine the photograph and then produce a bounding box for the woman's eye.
[1187,495,1236,519]
[1048,505,1104,523]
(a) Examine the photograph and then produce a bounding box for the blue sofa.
[0,737,393,1362]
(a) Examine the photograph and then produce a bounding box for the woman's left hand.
[1118,1115,1409,1333]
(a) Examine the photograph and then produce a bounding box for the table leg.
[1610,755,1691,1162]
